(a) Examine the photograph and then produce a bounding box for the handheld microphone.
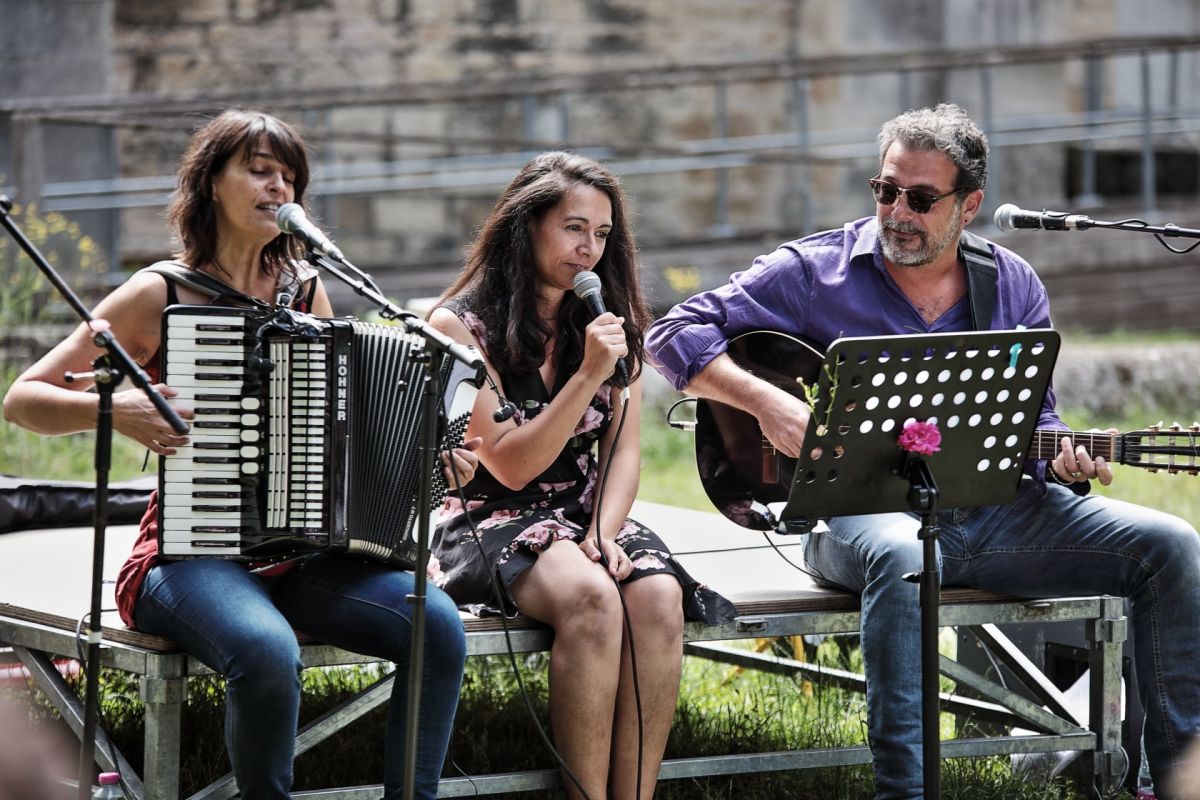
[572,270,629,386]
[993,203,1093,233]
[275,203,348,263]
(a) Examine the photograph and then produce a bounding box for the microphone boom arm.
[307,251,483,373]
[1083,217,1200,239]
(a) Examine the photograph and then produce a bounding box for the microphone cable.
[74,606,123,785]
[1116,217,1200,254]
[589,382,647,800]
[440,368,643,799]
[442,439,593,800]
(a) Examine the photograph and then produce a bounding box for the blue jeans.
[135,554,466,800]
[803,476,1200,800]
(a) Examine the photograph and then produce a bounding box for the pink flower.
[513,519,576,550]
[460,311,487,343]
[440,495,485,517]
[898,420,942,456]
[573,405,605,436]
[476,508,522,530]
[630,554,665,571]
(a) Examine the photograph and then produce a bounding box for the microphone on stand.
[276,203,349,264]
[993,203,1094,233]
[572,270,629,387]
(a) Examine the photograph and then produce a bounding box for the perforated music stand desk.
[778,328,1061,798]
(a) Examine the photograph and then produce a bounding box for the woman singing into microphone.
[3,109,476,800]
[426,152,734,800]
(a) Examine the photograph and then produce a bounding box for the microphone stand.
[1066,215,1200,239]
[0,196,188,800]
[304,249,482,800]
[1020,209,1200,241]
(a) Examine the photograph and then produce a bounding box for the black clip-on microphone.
[1,195,187,800]
[493,399,517,423]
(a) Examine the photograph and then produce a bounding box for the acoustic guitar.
[692,331,1200,530]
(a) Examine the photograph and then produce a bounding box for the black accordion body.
[157,305,480,567]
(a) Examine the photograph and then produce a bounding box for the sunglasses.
[869,178,968,215]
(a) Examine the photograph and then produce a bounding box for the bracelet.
[1045,463,1072,486]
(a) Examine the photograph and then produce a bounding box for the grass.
[0,363,151,484]
[10,647,1099,799]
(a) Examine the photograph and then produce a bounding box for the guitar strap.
[958,230,998,332]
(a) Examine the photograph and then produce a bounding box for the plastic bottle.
[1135,731,1157,800]
[92,772,126,799]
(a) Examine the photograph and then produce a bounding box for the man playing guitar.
[646,103,1200,800]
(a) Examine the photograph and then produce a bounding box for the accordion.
[157,305,481,567]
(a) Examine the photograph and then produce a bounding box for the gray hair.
[876,103,989,191]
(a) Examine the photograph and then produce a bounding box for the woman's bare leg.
[608,575,684,800]
[512,540,625,800]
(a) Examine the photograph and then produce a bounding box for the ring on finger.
[1070,470,1083,479]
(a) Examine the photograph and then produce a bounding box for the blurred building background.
[2,0,1199,330]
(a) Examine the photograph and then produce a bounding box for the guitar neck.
[1031,426,1200,474]
[1030,429,1117,461]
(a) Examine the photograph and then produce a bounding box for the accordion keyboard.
[160,310,268,556]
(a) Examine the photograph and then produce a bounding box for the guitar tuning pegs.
[1169,421,1183,432]
[1148,421,1163,432]
[1190,422,1200,432]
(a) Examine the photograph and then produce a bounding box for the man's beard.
[880,212,962,267]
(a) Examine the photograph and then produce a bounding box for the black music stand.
[778,328,1060,798]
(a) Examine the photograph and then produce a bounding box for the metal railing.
[3,35,1199,271]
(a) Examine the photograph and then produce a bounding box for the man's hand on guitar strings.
[757,389,812,459]
[1051,430,1116,486]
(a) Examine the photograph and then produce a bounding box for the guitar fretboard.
[1030,430,1116,461]
[1030,426,1200,473]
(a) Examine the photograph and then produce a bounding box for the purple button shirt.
[646,216,1071,484]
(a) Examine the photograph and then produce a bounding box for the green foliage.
[0,363,151,482]
[638,403,709,510]
[1056,409,1200,529]
[0,200,106,328]
[1,653,1110,800]
[0,203,132,481]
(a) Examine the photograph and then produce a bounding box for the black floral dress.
[430,308,735,625]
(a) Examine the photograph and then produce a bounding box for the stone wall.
[97,0,1200,267]
[4,0,1200,330]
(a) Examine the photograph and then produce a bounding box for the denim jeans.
[803,476,1200,800]
[135,554,467,800]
